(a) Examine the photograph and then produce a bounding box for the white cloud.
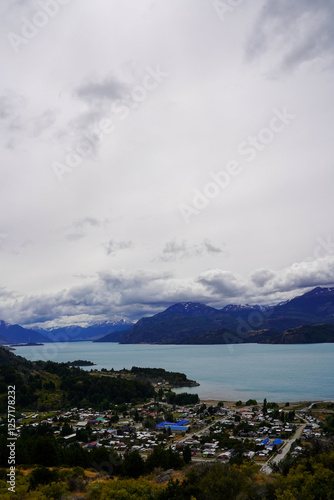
[0,0,333,327]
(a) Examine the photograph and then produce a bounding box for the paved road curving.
[261,422,306,475]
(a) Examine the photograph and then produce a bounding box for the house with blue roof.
[156,420,190,433]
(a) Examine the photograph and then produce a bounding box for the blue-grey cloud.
[246,0,334,72]
[74,75,126,103]
[104,239,133,256]
[73,217,102,229]
[157,239,225,262]
[64,217,107,241]
[66,233,85,242]
[250,268,276,288]
[197,269,247,297]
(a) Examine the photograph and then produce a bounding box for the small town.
[10,394,328,474]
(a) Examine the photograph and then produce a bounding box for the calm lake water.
[13,342,334,403]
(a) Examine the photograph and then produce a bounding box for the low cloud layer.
[0,255,333,329]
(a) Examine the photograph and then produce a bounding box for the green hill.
[278,324,334,344]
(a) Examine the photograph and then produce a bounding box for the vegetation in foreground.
[0,442,334,499]
[0,347,334,498]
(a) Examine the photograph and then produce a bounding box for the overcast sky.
[1,0,334,328]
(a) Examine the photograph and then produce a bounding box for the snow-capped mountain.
[0,321,50,345]
[99,287,334,344]
[36,320,134,342]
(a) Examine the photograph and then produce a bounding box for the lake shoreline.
[200,399,334,408]
[12,342,334,403]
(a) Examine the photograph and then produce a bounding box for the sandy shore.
[200,399,326,408]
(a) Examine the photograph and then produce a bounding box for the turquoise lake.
[13,342,334,403]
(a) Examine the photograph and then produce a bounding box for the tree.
[208,406,216,415]
[29,467,58,489]
[122,450,145,478]
[41,481,70,499]
[183,445,192,464]
[146,445,184,472]
[246,399,257,406]
[109,414,119,423]
[143,416,156,429]
[76,428,90,443]
[263,398,267,415]
[324,414,334,434]
[88,477,160,499]
[164,412,175,423]
[158,478,199,500]
[31,436,60,466]
[90,446,111,472]
[62,442,89,468]
[134,409,140,422]
[61,422,73,436]
[43,380,56,391]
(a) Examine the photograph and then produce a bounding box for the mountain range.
[34,320,133,342]
[95,287,334,344]
[0,320,133,345]
[1,287,334,345]
[0,321,48,345]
